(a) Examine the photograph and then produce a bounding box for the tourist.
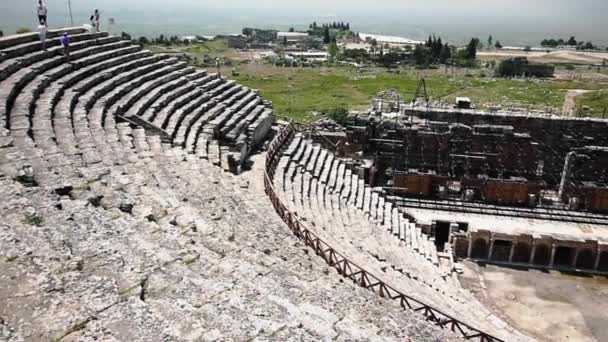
[38,21,47,50]
[37,0,48,27]
[94,9,101,32]
[60,32,70,63]
[84,15,96,33]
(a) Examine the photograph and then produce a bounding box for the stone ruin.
[0,28,525,341]
[307,90,608,276]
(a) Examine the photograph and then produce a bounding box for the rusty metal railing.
[263,122,504,342]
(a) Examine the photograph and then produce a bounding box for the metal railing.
[263,122,504,342]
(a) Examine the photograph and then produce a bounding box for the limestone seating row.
[0,29,98,80]
[273,135,526,340]
[45,54,162,162]
[138,73,215,123]
[13,43,144,140]
[279,138,485,307]
[72,58,184,163]
[128,70,207,119]
[285,135,451,275]
[151,77,225,129]
[167,81,244,141]
[0,27,86,49]
[1,36,127,128]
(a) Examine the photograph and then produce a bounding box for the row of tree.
[309,22,350,31]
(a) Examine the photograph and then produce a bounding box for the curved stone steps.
[150,76,224,129]
[175,86,253,146]
[1,37,128,128]
[106,65,194,121]
[33,51,154,158]
[140,73,215,123]
[127,70,207,119]
[0,29,99,81]
[52,55,169,159]
[13,45,145,146]
[78,59,185,164]
[163,81,239,137]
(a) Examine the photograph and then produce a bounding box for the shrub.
[564,64,575,71]
[23,213,44,227]
[326,107,349,126]
[0,30,4,37]
[16,27,32,34]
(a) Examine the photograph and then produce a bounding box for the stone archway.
[575,249,595,270]
[533,244,550,266]
[512,242,531,263]
[598,251,608,272]
[471,238,488,259]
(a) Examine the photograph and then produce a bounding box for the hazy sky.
[1,0,606,45]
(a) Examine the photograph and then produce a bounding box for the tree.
[488,35,493,49]
[323,27,330,44]
[313,21,317,29]
[138,36,149,46]
[465,38,479,60]
[346,23,350,31]
[0,30,3,37]
[524,46,532,52]
[439,43,452,63]
[567,36,577,46]
[242,28,253,36]
[328,39,338,61]
[494,41,503,49]
[121,31,132,41]
[289,27,295,32]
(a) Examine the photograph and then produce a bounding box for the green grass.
[147,40,608,122]
[233,65,608,122]
[576,90,608,118]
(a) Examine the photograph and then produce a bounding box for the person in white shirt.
[37,0,48,27]
[38,22,47,50]
[94,9,101,32]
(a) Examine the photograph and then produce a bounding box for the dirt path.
[460,262,608,342]
[562,89,591,116]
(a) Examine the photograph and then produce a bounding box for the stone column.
[529,240,537,265]
[467,236,473,258]
[572,248,579,268]
[549,243,557,268]
[594,247,602,271]
[508,241,516,263]
[487,237,495,261]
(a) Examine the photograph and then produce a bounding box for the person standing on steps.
[215,57,221,77]
[37,0,48,27]
[38,21,47,50]
[94,9,101,32]
[60,32,70,63]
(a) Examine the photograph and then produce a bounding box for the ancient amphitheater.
[2,29,605,341]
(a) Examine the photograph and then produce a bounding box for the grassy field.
[575,90,608,117]
[147,41,608,122]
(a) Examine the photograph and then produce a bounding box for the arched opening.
[491,240,512,262]
[471,238,488,259]
[598,251,608,272]
[512,242,531,263]
[554,246,575,267]
[575,249,595,270]
[533,244,550,266]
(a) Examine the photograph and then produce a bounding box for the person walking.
[60,32,70,63]
[94,9,101,32]
[37,0,48,27]
[215,57,221,77]
[37,21,47,50]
